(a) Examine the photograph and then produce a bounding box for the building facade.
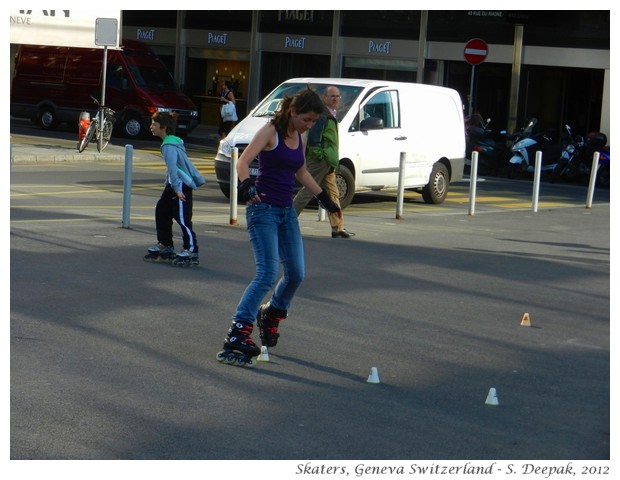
[122,10,610,141]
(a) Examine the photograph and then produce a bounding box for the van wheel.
[336,164,355,209]
[421,163,449,204]
[38,107,58,130]
[219,182,247,204]
[219,182,231,199]
[121,115,144,139]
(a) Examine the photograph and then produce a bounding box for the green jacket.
[306,114,339,169]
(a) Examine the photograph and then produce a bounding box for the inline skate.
[257,302,287,347]
[216,321,261,368]
[143,243,176,263]
[172,249,199,267]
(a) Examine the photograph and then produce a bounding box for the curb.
[10,152,125,164]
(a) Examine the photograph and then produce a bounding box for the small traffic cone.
[257,346,270,362]
[485,387,499,406]
[520,312,531,327]
[366,367,380,384]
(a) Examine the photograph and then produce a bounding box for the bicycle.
[77,96,116,153]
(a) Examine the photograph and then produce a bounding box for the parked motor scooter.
[552,130,610,187]
[464,114,509,176]
[507,118,564,179]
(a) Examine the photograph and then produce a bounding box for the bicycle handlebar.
[89,96,115,115]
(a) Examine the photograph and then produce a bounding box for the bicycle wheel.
[96,122,104,152]
[99,119,113,152]
[78,121,97,152]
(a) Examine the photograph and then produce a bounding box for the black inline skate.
[143,243,176,263]
[216,321,261,368]
[172,249,199,267]
[257,302,287,347]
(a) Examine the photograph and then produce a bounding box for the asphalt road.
[8,124,612,476]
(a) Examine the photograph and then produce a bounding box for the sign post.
[464,38,488,116]
[94,18,119,150]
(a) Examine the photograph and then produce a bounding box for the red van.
[10,39,198,139]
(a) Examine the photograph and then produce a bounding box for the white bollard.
[121,144,133,229]
[586,151,600,209]
[395,152,406,219]
[468,151,478,216]
[532,150,542,212]
[230,147,239,225]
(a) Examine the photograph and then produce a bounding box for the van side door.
[347,89,407,189]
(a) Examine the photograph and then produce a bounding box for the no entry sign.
[464,38,488,65]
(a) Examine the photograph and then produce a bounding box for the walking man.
[293,85,355,238]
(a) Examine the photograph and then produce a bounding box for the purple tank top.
[255,131,305,207]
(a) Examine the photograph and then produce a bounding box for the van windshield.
[253,82,364,123]
[128,64,178,91]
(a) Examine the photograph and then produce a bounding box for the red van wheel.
[122,115,144,139]
[38,106,58,130]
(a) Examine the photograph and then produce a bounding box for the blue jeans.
[233,203,305,325]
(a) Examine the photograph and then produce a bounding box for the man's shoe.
[332,230,355,238]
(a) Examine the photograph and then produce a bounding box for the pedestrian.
[143,111,205,267]
[218,80,237,140]
[293,85,355,238]
[217,87,341,367]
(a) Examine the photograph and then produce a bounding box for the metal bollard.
[532,150,542,212]
[395,152,407,219]
[468,151,478,216]
[229,147,239,225]
[121,145,133,228]
[586,151,600,209]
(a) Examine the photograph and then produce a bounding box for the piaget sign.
[368,40,392,54]
[208,32,228,45]
[284,36,306,49]
[277,11,314,22]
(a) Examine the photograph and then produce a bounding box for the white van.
[214,78,466,208]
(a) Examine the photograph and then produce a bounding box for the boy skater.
[144,112,205,266]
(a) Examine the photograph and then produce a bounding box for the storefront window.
[184,10,253,31]
[123,10,178,28]
[341,11,419,39]
[259,11,333,36]
[427,10,610,49]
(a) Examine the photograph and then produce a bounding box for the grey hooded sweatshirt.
[161,135,206,191]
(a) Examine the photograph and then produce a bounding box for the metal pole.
[586,151,600,209]
[532,150,542,212]
[468,151,478,216]
[507,24,524,137]
[100,46,109,148]
[416,11,428,84]
[395,152,407,219]
[468,65,475,116]
[230,147,239,225]
[121,144,133,228]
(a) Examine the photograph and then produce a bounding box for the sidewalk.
[10,123,220,164]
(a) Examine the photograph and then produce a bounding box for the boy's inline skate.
[257,302,287,347]
[143,243,176,263]
[172,249,199,267]
[216,321,261,368]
